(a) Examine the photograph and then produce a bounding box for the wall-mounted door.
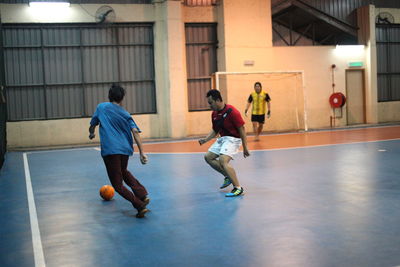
[346,69,365,125]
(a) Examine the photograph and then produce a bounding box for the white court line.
[250,137,400,153]
[128,138,400,155]
[28,147,98,154]
[26,131,400,155]
[23,153,46,267]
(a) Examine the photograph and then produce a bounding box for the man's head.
[254,82,262,93]
[206,89,224,111]
[108,84,125,103]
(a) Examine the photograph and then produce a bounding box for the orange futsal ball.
[99,185,115,201]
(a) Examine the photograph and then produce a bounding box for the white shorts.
[208,136,242,158]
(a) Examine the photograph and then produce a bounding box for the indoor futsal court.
[1,125,400,267]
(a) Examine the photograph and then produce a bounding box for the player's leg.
[218,137,244,197]
[252,122,259,140]
[103,155,146,211]
[218,155,238,186]
[204,151,228,177]
[252,114,261,140]
[219,154,244,197]
[205,146,232,188]
[120,155,149,205]
[257,115,265,138]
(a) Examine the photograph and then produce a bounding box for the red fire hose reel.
[329,92,346,108]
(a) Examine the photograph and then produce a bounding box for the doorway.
[346,69,365,125]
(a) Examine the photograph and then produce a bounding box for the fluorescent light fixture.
[29,1,70,8]
[334,45,365,57]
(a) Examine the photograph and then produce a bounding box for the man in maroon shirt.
[199,89,250,197]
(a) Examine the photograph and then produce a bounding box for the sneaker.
[136,207,149,218]
[142,196,150,206]
[220,177,232,189]
[225,187,244,197]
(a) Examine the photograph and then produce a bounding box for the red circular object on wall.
[329,92,346,108]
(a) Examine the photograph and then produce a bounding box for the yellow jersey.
[248,91,271,115]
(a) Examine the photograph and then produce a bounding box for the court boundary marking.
[25,137,400,155]
[23,153,46,267]
[17,137,400,267]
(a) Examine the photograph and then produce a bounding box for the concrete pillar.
[153,0,188,138]
[358,5,378,124]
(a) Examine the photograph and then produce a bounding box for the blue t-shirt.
[90,102,141,157]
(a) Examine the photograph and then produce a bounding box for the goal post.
[212,71,308,132]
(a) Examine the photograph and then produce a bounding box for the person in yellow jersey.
[244,82,271,141]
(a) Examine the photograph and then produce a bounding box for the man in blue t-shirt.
[89,84,149,218]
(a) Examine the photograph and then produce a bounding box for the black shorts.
[251,114,265,124]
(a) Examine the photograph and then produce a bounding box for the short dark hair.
[206,89,223,102]
[254,82,262,88]
[108,84,125,103]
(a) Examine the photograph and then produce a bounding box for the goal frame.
[213,71,308,131]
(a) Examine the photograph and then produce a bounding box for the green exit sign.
[348,61,363,67]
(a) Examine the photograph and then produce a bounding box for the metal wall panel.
[272,0,370,26]
[3,28,41,47]
[187,79,212,110]
[44,48,82,84]
[122,81,156,114]
[0,20,5,170]
[372,0,400,8]
[83,47,119,83]
[84,83,109,115]
[43,28,80,46]
[3,23,156,121]
[6,86,45,120]
[119,46,154,81]
[46,85,84,118]
[5,48,43,85]
[376,25,400,102]
[185,23,217,111]
[272,0,400,25]
[82,27,117,45]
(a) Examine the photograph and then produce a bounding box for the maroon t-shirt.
[212,104,245,138]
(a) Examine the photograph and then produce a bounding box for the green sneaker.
[220,177,232,189]
[225,187,244,197]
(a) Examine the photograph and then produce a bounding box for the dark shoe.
[225,187,244,197]
[220,177,232,189]
[136,207,149,218]
[142,196,150,206]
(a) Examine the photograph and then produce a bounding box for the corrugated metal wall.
[185,23,217,111]
[272,0,400,26]
[272,0,370,26]
[3,23,156,121]
[376,24,400,102]
[0,20,6,169]
[372,0,400,8]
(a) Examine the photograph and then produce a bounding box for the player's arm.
[198,129,217,145]
[266,94,271,117]
[238,125,250,158]
[89,107,99,139]
[132,128,148,164]
[88,124,97,139]
[244,95,253,116]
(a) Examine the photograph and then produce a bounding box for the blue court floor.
[1,139,400,267]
